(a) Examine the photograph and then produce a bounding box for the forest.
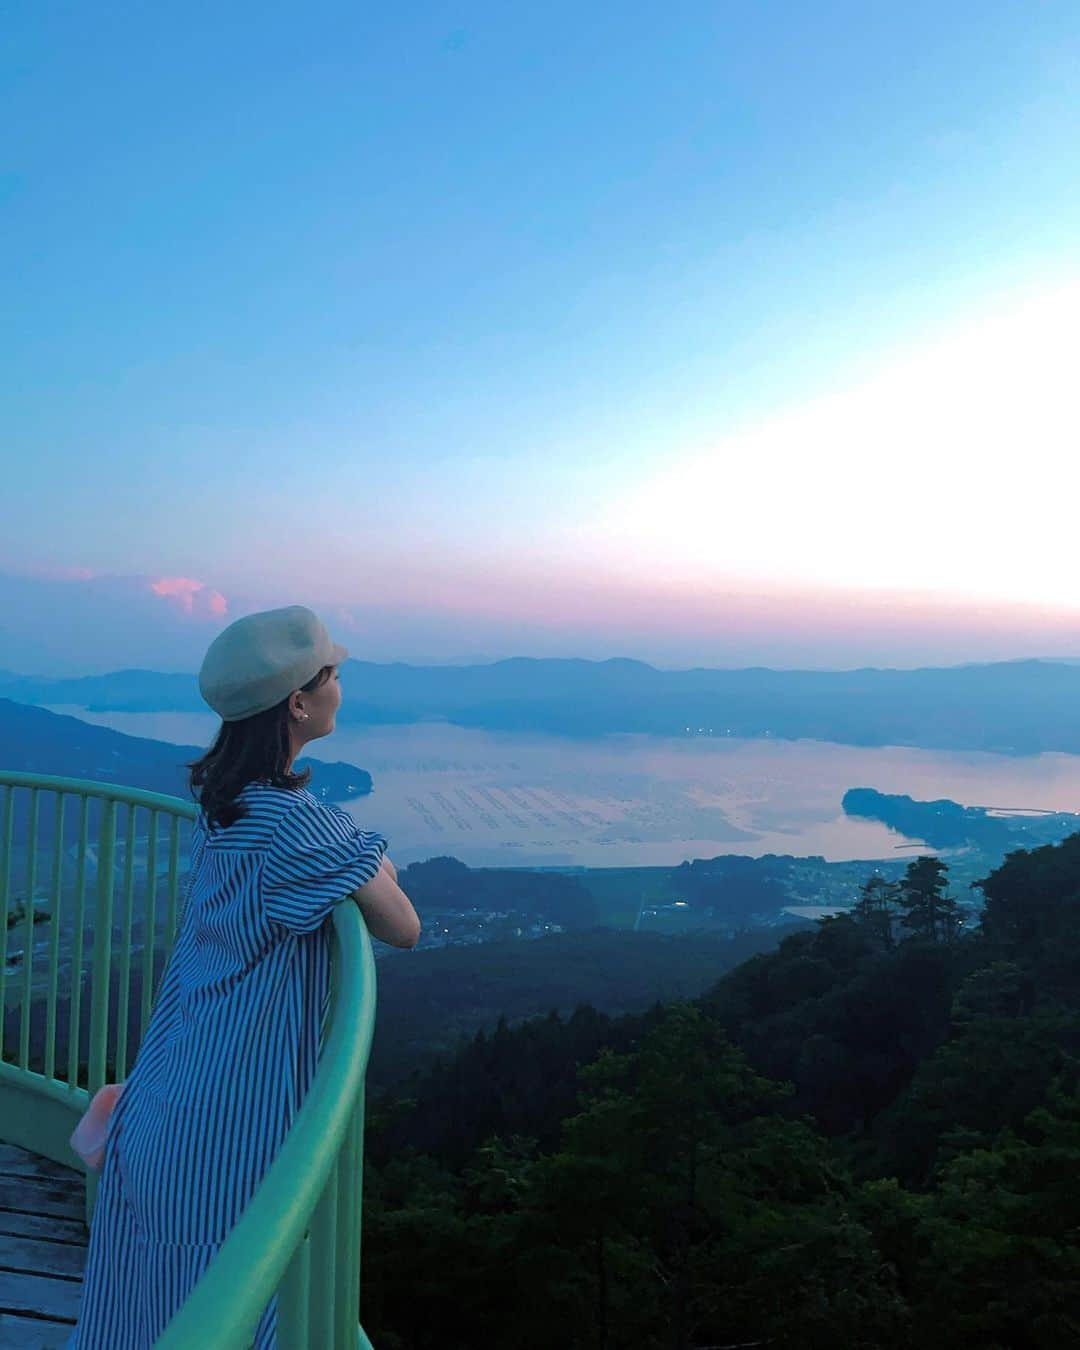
[359,836,1080,1348]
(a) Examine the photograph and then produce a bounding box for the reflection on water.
[45,708,1080,868]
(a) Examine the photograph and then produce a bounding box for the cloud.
[0,570,234,675]
[149,576,229,618]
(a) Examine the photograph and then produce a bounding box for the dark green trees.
[852,873,900,946]
[364,1004,910,1349]
[852,858,964,946]
[362,830,1080,1348]
[979,832,1080,960]
[896,856,961,943]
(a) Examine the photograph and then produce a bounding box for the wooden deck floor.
[0,1143,86,1349]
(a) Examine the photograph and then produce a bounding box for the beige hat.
[199,605,349,722]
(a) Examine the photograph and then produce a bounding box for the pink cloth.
[70,1083,124,1171]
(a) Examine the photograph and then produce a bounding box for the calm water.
[46,707,1080,868]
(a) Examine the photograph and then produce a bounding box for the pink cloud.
[149,576,228,619]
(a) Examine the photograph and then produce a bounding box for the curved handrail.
[156,901,377,1347]
[0,769,203,818]
[0,771,379,1347]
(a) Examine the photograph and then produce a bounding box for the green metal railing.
[0,771,378,1348]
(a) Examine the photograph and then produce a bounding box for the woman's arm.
[352,856,419,948]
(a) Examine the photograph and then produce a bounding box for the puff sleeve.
[262,795,388,935]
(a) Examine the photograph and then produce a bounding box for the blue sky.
[4,2,1080,671]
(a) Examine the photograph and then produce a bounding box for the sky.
[4,2,1080,674]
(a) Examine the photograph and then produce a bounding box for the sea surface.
[44,708,1080,868]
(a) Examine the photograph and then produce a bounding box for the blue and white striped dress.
[68,781,387,1349]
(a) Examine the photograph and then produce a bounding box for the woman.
[68,605,421,1348]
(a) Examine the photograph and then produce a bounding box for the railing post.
[115,803,138,1078]
[334,1096,363,1347]
[68,795,90,1088]
[278,1235,313,1349]
[44,791,66,1081]
[88,797,117,1094]
[141,810,159,1036]
[0,785,13,1063]
[354,1089,366,1315]
[309,1159,340,1346]
[19,788,40,1069]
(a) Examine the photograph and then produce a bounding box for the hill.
[7,657,1080,753]
[0,698,373,824]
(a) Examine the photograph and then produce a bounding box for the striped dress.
[68,782,387,1349]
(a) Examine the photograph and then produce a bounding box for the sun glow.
[592,279,1080,611]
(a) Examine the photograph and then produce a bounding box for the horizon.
[5,560,1080,675]
[6,649,1080,683]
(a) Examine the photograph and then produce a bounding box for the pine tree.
[852,874,898,947]
[897,856,959,943]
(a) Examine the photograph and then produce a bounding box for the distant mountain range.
[4,657,1080,754]
[0,699,373,805]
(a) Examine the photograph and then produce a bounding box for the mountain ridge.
[5,657,1080,754]
[0,699,373,805]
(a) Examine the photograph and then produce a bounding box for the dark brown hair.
[187,665,334,831]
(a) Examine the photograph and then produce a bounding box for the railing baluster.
[309,1161,340,1347]
[114,803,138,1077]
[165,814,181,958]
[278,1234,313,1350]
[0,786,15,1066]
[335,1097,363,1347]
[88,797,117,1095]
[354,1087,367,1313]
[142,810,159,1035]
[68,795,90,1087]
[19,788,40,1070]
[0,786,13,1064]
[44,792,65,1081]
